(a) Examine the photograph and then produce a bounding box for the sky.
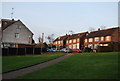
[1,2,118,43]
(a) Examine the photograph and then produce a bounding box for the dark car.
[72,49,82,53]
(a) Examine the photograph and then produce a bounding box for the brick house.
[53,34,69,49]
[1,19,34,48]
[53,32,87,50]
[84,27,120,50]
[66,32,87,50]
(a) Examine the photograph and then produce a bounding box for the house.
[53,32,87,50]
[53,34,69,49]
[84,27,120,50]
[66,32,87,50]
[1,19,34,48]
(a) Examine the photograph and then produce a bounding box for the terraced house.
[66,32,87,50]
[84,27,120,50]
[53,35,68,49]
[53,32,87,50]
[1,19,34,48]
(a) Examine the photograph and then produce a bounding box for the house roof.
[1,19,17,30]
[85,27,119,38]
[67,32,87,40]
[1,19,33,35]
[54,32,87,42]
[54,35,69,42]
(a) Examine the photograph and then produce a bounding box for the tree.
[89,27,95,32]
[46,34,55,47]
[68,30,74,35]
[38,33,44,54]
[100,25,106,29]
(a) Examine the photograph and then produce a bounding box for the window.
[66,40,68,44]
[56,41,57,44]
[94,37,99,42]
[69,40,72,43]
[101,37,104,41]
[58,41,60,44]
[89,38,93,42]
[104,44,109,46]
[106,36,111,41]
[4,22,7,25]
[94,44,99,49]
[61,41,63,44]
[77,43,79,49]
[100,44,108,46]
[88,44,93,49]
[73,39,76,43]
[77,38,79,42]
[69,45,72,49]
[85,39,87,42]
[15,33,19,38]
[73,44,76,49]
[16,25,21,29]
[100,44,103,46]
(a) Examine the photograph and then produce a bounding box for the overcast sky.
[2,2,118,43]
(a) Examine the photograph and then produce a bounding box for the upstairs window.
[66,40,68,44]
[56,41,57,44]
[16,24,21,29]
[89,38,93,42]
[61,41,63,44]
[94,37,99,42]
[69,40,72,43]
[58,41,60,44]
[101,37,104,41]
[106,36,111,41]
[77,38,79,42]
[85,39,87,42]
[15,33,19,38]
[73,39,76,43]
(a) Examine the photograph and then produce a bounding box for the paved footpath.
[2,54,73,79]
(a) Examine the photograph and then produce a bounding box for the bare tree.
[89,27,95,32]
[100,25,106,29]
[46,34,55,48]
[38,33,44,54]
[68,30,74,35]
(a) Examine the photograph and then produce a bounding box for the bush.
[83,47,93,52]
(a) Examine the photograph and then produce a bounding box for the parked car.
[72,49,82,53]
[47,48,57,52]
[60,48,72,53]
[64,48,72,53]
[60,48,67,52]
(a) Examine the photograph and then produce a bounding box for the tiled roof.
[54,32,87,42]
[67,32,87,40]
[1,19,17,30]
[54,35,69,42]
[85,27,119,38]
[1,19,34,35]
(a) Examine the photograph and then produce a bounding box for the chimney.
[98,28,100,31]
[12,19,14,21]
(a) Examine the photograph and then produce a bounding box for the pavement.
[2,53,73,79]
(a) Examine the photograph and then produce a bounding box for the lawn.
[19,52,119,79]
[2,53,65,73]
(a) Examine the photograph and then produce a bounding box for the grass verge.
[19,52,118,79]
[2,53,65,73]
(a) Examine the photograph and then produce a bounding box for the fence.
[2,47,47,56]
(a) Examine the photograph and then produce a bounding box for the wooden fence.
[2,47,47,56]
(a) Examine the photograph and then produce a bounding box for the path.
[2,54,73,79]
